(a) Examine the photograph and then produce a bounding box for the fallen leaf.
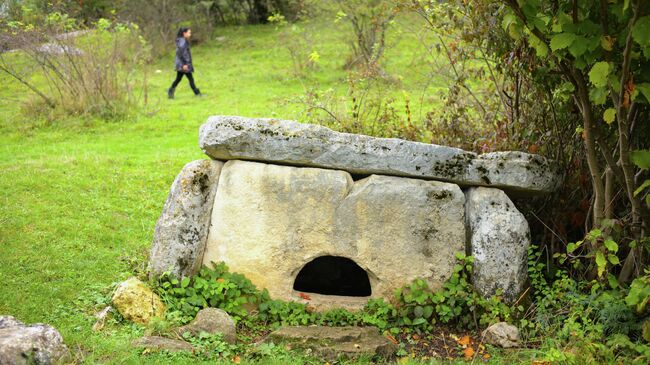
[412,334,420,340]
[232,355,241,364]
[483,353,491,359]
[457,335,471,347]
[298,292,311,300]
[532,361,552,365]
[463,347,475,359]
[385,333,399,345]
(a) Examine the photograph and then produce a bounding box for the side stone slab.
[149,160,224,278]
[201,160,466,305]
[199,116,560,195]
[465,187,531,303]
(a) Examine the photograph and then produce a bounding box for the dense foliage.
[155,257,514,334]
[153,253,650,363]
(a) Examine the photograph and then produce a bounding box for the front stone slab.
[202,160,466,306]
[199,116,560,194]
[465,187,531,303]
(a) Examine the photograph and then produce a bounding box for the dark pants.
[170,71,199,94]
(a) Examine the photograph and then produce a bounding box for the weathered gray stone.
[266,326,396,360]
[112,277,165,325]
[199,116,560,195]
[0,316,22,329]
[0,316,70,365]
[132,336,194,352]
[202,160,465,307]
[466,187,530,302]
[175,308,236,344]
[482,322,520,348]
[149,159,224,278]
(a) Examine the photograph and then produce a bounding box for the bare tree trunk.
[604,168,614,219]
[573,70,605,227]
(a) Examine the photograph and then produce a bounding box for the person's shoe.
[194,88,204,97]
[167,88,175,99]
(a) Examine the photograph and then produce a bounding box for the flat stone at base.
[199,116,561,195]
[132,336,194,352]
[266,326,396,360]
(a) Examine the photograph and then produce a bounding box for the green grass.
[0,16,534,364]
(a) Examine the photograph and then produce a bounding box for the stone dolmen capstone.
[199,116,560,195]
[149,116,561,307]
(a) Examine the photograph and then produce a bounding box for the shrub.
[0,12,150,120]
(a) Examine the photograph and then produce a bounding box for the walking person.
[168,27,202,99]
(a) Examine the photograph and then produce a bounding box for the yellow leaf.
[601,35,614,51]
[604,108,616,124]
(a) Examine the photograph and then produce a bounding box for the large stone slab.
[0,316,70,365]
[465,187,530,303]
[202,160,465,306]
[199,116,560,195]
[149,160,224,278]
[266,326,396,360]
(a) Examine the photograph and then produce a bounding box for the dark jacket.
[174,37,193,73]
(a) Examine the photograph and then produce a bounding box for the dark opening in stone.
[293,256,371,297]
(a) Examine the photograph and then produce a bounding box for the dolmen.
[149,116,561,308]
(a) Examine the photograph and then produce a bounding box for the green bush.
[156,262,264,324]
[155,253,514,334]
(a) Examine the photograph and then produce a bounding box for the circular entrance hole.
[293,256,371,297]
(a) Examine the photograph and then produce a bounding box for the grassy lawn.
[0,16,528,364]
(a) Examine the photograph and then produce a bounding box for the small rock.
[112,277,165,325]
[0,315,70,365]
[482,322,520,348]
[132,336,194,353]
[266,326,396,360]
[175,308,236,344]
